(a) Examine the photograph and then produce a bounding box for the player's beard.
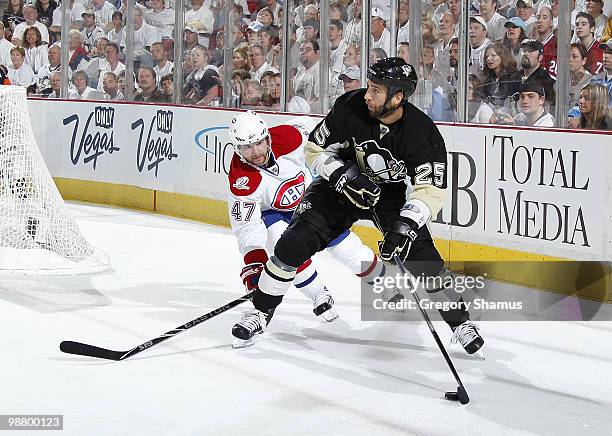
[368,100,401,119]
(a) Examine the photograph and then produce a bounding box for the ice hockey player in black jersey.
[231,57,484,355]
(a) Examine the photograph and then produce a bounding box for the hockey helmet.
[228,110,272,165]
[367,57,418,99]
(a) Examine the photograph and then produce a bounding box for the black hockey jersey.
[305,88,448,217]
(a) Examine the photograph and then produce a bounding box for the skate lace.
[313,289,333,307]
[238,309,266,332]
[450,321,480,346]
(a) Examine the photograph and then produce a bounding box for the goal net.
[0,85,110,275]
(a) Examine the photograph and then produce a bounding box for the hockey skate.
[451,321,485,357]
[312,288,338,322]
[232,308,269,348]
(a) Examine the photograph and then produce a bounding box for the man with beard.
[231,57,485,356]
[504,39,555,106]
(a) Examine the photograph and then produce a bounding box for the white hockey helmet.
[228,110,270,148]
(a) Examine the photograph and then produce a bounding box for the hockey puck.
[444,391,460,401]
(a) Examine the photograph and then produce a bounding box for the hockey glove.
[240,263,264,292]
[378,217,419,262]
[328,161,381,209]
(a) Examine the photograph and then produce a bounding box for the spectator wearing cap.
[578,82,612,128]
[515,0,536,36]
[512,82,555,126]
[469,16,492,74]
[91,0,116,32]
[12,4,49,46]
[371,7,391,57]
[572,44,596,109]
[503,17,528,67]
[479,0,506,41]
[505,39,556,105]
[590,39,612,105]
[246,20,263,45]
[534,3,557,79]
[81,10,105,55]
[184,25,200,51]
[106,11,125,48]
[185,0,214,47]
[294,39,320,113]
[134,67,167,102]
[574,12,605,75]
[0,22,14,68]
[160,73,173,101]
[338,65,361,93]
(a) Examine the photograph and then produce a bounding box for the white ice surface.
[1,203,611,436]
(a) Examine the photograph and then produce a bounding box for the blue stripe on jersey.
[327,229,350,248]
[294,271,318,288]
[261,210,293,228]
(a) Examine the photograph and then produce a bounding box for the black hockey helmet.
[367,57,418,100]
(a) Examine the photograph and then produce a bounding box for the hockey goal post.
[0,85,110,275]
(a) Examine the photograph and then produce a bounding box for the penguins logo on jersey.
[353,139,407,183]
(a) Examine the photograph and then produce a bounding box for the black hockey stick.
[370,209,470,404]
[60,291,253,361]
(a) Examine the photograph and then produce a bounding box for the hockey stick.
[370,209,470,404]
[60,292,253,361]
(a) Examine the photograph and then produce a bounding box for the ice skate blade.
[232,338,255,349]
[320,308,339,322]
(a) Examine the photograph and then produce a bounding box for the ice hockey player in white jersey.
[227,111,390,348]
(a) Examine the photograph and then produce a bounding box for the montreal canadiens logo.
[272,172,306,210]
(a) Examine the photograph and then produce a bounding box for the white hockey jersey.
[227,119,318,266]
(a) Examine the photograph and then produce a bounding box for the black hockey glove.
[328,161,381,209]
[378,217,419,263]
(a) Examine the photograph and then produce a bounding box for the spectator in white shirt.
[22,26,49,74]
[106,11,125,47]
[371,7,390,56]
[69,69,106,100]
[151,41,173,84]
[397,0,409,44]
[7,46,36,89]
[0,22,14,68]
[141,0,174,40]
[469,15,491,74]
[50,0,86,37]
[97,41,125,91]
[81,10,105,54]
[12,4,49,45]
[479,0,507,41]
[516,0,537,37]
[47,70,61,98]
[294,39,320,113]
[36,41,65,94]
[185,0,214,47]
[102,71,124,101]
[133,6,161,53]
[92,0,116,32]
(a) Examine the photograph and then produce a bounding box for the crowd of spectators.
[0,0,610,129]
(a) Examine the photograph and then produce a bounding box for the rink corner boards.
[54,177,612,304]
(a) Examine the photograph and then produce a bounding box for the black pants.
[257,178,469,328]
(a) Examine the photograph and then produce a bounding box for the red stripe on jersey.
[297,258,312,273]
[269,125,303,157]
[244,249,269,266]
[228,154,262,196]
[357,255,378,278]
